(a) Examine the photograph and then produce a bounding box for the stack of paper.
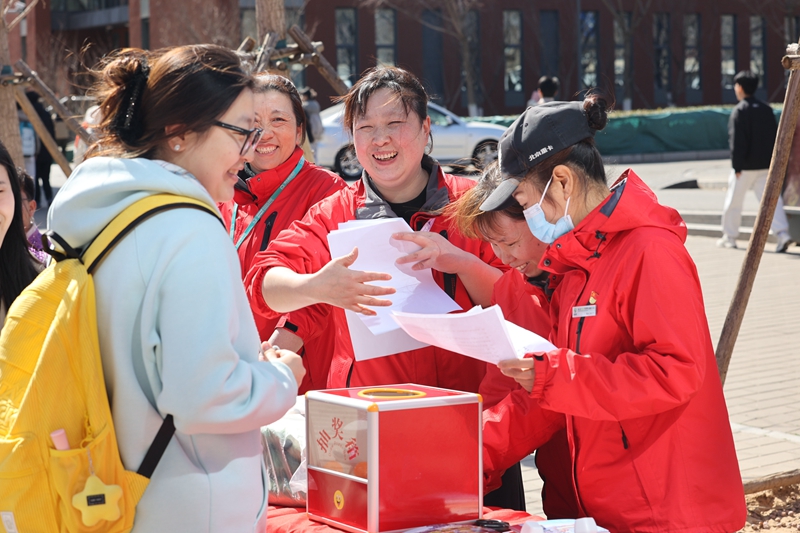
[327,218,461,361]
[391,305,556,364]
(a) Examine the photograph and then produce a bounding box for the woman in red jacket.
[246,66,503,393]
[219,74,346,393]
[476,96,746,532]
[449,164,577,516]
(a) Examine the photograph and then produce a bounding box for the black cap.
[480,101,594,211]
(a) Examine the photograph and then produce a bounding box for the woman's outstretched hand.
[310,247,395,316]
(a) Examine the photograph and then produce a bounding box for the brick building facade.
[6,0,800,115]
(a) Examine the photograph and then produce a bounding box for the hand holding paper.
[498,358,536,392]
[393,230,476,273]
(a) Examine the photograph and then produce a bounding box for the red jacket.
[220,147,346,392]
[246,156,503,392]
[483,170,745,532]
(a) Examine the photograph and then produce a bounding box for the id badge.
[572,305,597,318]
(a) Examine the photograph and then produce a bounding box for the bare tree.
[0,0,40,165]
[360,0,484,116]
[155,1,239,50]
[597,0,655,109]
[735,0,800,41]
[257,0,286,40]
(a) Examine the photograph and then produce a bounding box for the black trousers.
[482,461,525,511]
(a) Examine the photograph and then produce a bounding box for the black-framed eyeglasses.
[213,120,263,155]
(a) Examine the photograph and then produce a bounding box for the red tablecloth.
[266,506,542,533]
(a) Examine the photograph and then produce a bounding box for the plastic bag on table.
[262,396,307,507]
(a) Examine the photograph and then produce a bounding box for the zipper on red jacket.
[438,229,458,299]
[259,211,278,251]
[575,316,586,354]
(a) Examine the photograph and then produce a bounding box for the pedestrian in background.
[717,70,794,252]
[25,91,55,208]
[528,75,559,107]
[300,86,324,162]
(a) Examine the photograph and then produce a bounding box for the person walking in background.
[528,75,559,107]
[717,70,794,252]
[25,91,55,208]
[299,86,324,162]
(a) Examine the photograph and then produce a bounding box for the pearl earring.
[174,144,180,151]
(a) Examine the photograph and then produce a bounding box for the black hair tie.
[113,58,150,146]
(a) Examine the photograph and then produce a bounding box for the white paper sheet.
[327,219,461,336]
[345,309,429,361]
[391,305,557,364]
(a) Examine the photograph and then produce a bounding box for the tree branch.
[7,0,40,32]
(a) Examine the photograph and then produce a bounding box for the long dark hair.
[87,44,254,159]
[0,140,40,309]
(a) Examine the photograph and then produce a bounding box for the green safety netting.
[466,106,783,156]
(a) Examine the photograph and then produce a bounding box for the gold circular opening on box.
[357,387,427,400]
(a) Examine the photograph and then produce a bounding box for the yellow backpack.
[0,194,220,533]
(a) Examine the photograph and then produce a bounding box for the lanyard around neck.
[229,156,305,250]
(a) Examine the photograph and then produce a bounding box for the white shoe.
[776,232,794,253]
[716,236,737,249]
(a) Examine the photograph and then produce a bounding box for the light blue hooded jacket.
[47,157,298,532]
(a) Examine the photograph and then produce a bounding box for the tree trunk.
[0,24,23,166]
[256,0,286,40]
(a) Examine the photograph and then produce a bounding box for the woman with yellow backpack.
[38,45,305,532]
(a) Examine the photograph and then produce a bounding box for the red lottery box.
[306,384,483,533]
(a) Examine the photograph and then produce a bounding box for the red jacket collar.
[541,169,687,274]
[233,146,305,205]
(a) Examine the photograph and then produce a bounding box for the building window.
[335,8,358,88]
[750,16,766,89]
[721,15,737,92]
[653,13,671,97]
[422,9,444,102]
[785,16,800,44]
[613,12,631,95]
[374,9,396,67]
[684,14,700,91]
[579,11,599,89]
[141,17,150,50]
[460,9,482,111]
[539,10,559,78]
[503,10,523,106]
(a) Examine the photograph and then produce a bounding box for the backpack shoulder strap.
[80,193,222,479]
[82,193,222,273]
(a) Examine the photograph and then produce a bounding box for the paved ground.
[39,160,800,519]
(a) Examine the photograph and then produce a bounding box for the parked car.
[317,102,506,179]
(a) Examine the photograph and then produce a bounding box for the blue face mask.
[522,177,574,244]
